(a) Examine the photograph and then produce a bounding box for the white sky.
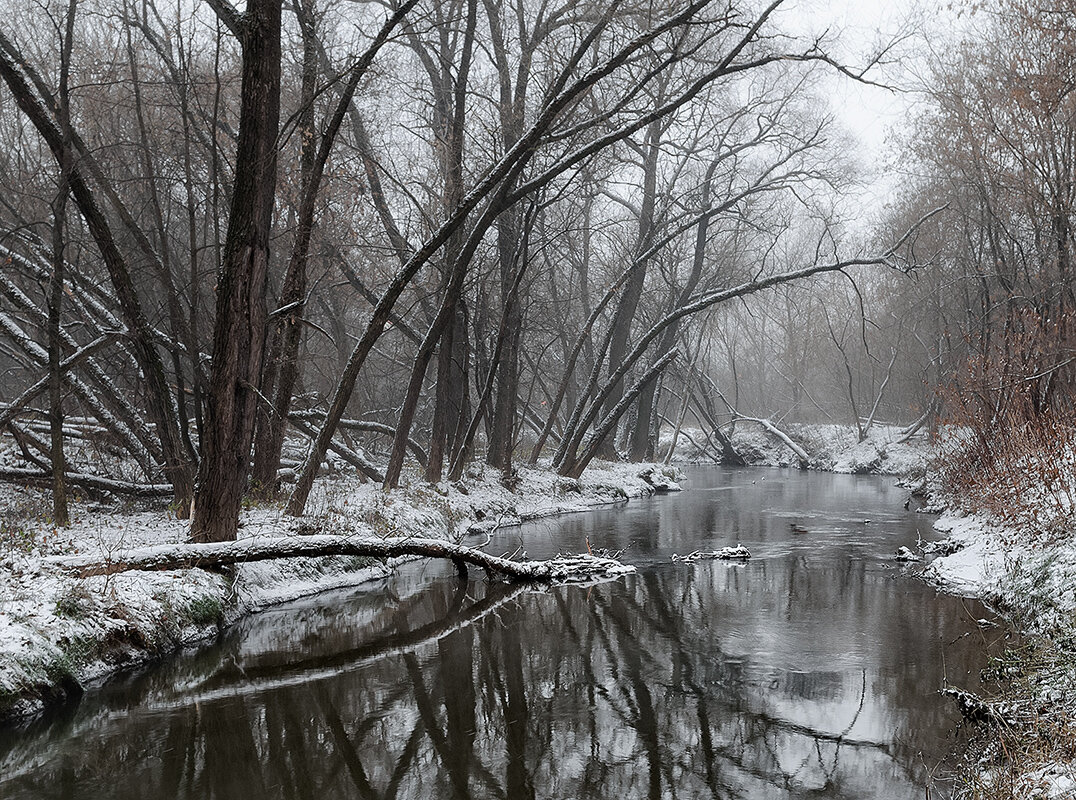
[775,0,968,229]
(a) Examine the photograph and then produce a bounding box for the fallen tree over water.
[44,534,635,583]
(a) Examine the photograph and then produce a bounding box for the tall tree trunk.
[251,0,418,497]
[486,206,523,476]
[418,0,477,484]
[596,118,663,459]
[48,179,70,528]
[192,0,282,543]
[629,157,718,461]
[251,0,317,498]
[47,0,77,527]
[427,299,472,482]
[482,0,535,478]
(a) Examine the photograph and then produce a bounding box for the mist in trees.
[2,0,1064,542]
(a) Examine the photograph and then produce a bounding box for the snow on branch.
[0,468,173,497]
[44,534,636,584]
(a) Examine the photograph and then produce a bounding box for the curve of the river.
[0,466,1008,799]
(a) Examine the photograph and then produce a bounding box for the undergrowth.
[952,640,1076,799]
[933,311,1076,796]
[934,310,1076,539]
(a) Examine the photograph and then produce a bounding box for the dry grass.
[934,310,1076,538]
[952,642,1076,799]
[932,312,1076,796]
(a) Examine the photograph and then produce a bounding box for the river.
[0,466,1007,799]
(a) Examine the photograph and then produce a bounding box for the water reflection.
[0,468,1006,799]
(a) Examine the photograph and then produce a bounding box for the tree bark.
[45,0,77,528]
[192,0,282,542]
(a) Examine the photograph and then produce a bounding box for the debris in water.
[894,546,921,562]
[920,538,963,556]
[673,545,752,562]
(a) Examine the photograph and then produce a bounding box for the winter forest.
[1,0,1075,797]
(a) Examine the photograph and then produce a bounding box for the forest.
[1,0,1075,797]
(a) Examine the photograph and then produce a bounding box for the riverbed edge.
[0,461,682,724]
[921,511,1076,796]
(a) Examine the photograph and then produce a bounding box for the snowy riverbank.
[674,417,1076,796]
[0,461,681,722]
[671,421,930,476]
[922,512,1076,796]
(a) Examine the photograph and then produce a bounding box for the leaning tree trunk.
[596,118,662,460]
[0,32,195,512]
[192,0,282,543]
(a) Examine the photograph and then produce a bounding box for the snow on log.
[672,545,751,562]
[44,534,636,583]
[941,687,1018,727]
[289,410,428,466]
[894,546,921,562]
[752,417,810,467]
[0,468,173,497]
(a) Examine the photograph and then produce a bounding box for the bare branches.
[204,0,245,39]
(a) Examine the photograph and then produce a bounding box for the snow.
[667,422,929,477]
[1019,766,1076,799]
[920,514,1005,597]
[920,508,1076,794]
[923,511,1076,638]
[0,459,678,720]
[672,545,751,561]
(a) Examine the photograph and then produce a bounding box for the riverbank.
[688,418,1076,796]
[0,461,681,722]
[669,421,930,476]
[923,512,1076,798]
[5,416,916,724]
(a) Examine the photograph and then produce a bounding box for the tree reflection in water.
[0,469,1006,800]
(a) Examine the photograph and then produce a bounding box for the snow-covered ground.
[922,512,1076,797]
[0,460,681,721]
[668,421,930,476]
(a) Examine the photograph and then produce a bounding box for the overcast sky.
[779,0,968,229]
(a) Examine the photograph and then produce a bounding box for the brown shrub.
[934,310,1076,537]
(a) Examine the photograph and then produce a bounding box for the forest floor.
[0,459,681,722]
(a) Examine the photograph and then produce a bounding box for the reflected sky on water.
[0,467,1008,799]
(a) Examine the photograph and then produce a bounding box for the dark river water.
[0,467,1007,799]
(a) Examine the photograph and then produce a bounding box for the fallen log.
[288,417,384,483]
[941,687,1018,727]
[0,334,115,430]
[44,533,636,583]
[672,545,751,562]
[289,410,428,466]
[0,467,173,497]
[728,415,809,468]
